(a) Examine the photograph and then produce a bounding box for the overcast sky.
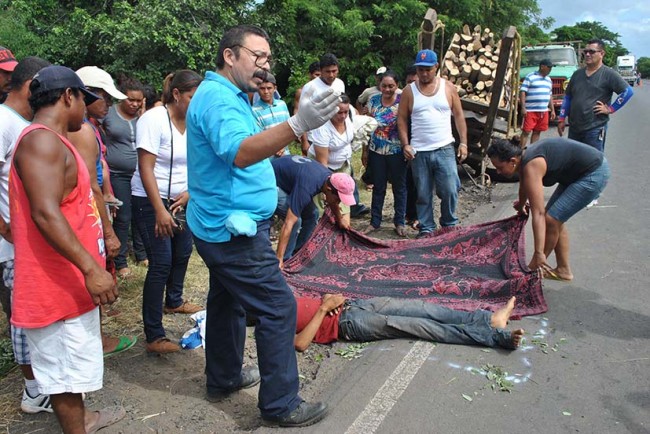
[537,0,650,58]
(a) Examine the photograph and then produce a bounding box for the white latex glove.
[288,87,341,137]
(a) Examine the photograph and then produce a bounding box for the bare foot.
[490,296,516,329]
[511,328,525,348]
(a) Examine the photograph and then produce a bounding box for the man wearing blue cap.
[397,49,468,238]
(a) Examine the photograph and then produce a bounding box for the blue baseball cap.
[30,65,101,105]
[414,49,438,67]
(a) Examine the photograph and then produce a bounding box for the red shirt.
[295,296,341,344]
[10,124,105,328]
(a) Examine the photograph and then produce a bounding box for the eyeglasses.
[583,49,602,55]
[231,44,274,68]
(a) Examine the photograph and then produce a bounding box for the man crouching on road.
[272,155,356,268]
[10,66,125,434]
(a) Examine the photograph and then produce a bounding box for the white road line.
[345,341,434,434]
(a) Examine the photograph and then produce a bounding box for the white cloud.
[538,0,650,57]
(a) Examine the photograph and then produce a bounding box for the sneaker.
[21,390,53,414]
[586,199,598,209]
[206,366,261,402]
[263,400,328,428]
[350,204,370,218]
[415,231,432,239]
[146,337,180,354]
[163,301,202,315]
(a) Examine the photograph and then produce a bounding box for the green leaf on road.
[462,394,473,402]
[562,411,572,416]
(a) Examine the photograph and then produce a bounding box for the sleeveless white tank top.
[410,79,454,151]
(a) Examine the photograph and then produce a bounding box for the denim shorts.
[546,158,610,223]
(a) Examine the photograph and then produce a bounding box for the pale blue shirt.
[186,71,277,242]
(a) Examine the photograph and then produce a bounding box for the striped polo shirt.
[520,71,552,112]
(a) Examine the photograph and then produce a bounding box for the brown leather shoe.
[145,337,180,354]
[163,301,202,315]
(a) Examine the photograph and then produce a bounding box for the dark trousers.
[111,172,147,269]
[133,195,193,343]
[367,151,407,227]
[194,221,301,420]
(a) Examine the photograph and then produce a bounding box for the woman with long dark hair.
[132,70,203,354]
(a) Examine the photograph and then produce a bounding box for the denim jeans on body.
[275,188,319,260]
[368,151,407,228]
[338,297,512,348]
[193,221,301,420]
[132,195,193,343]
[546,158,611,222]
[410,144,461,233]
[568,125,607,152]
[111,172,146,269]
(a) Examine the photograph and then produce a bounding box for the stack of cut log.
[439,24,515,108]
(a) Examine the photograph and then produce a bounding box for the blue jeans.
[111,172,147,269]
[568,125,607,152]
[274,188,319,260]
[368,151,407,228]
[132,195,193,343]
[194,222,301,420]
[546,158,610,222]
[410,145,461,233]
[338,297,513,348]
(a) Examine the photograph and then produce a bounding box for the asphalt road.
[283,84,650,434]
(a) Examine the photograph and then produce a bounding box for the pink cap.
[330,173,356,206]
[0,47,18,72]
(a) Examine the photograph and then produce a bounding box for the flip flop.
[104,335,137,358]
[87,406,126,434]
[543,269,571,282]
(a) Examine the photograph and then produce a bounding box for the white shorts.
[24,307,103,395]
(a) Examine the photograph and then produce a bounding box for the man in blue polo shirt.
[186,24,340,427]
[519,58,555,148]
[272,155,355,268]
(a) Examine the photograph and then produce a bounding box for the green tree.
[551,21,628,66]
[637,57,650,79]
[1,0,250,86]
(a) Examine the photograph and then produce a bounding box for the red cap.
[0,47,18,72]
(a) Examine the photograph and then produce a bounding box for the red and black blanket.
[283,214,546,319]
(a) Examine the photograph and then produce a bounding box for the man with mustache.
[186,24,340,427]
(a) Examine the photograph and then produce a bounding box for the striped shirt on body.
[520,71,552,112]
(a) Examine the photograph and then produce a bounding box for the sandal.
[86,406,126,434]
[362,224,380,235]
[394,225,407,237]
[103,335,137,358]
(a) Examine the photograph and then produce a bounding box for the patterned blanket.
[283,214,546,318]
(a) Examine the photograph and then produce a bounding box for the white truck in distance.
[616,55,636,86]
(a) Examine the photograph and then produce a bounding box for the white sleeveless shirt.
[409,79,454,151]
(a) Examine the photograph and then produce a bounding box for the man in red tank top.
[10,66,125,433]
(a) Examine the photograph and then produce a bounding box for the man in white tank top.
[397,49,468,237]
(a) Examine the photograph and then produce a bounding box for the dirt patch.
[0,169,493,433]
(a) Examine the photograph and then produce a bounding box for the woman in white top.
[309,94,368,219]
[131,70,202,354]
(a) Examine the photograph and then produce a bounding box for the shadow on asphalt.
[543,285,650,341]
